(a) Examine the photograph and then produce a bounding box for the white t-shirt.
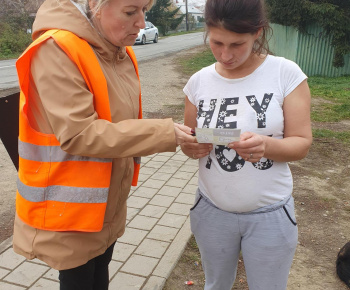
[184,55,307,212]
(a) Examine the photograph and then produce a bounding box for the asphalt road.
[0,59,18,90]
[0,32,204,90]
[133,31,204,62]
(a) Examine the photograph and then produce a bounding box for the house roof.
[175,4,204,15]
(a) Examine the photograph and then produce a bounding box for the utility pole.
[185,0,189,31]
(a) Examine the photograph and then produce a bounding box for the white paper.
[195,128,241,145]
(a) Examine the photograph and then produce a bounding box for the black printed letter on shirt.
[246,93,273,128]
[197,99,217,169]
[197,99,217,128]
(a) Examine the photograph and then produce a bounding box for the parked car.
[135,21,159,45]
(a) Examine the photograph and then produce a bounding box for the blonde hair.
[71,0,154,18]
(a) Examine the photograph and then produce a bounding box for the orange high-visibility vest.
[16,29,142,232]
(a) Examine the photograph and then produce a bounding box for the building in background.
[173,0,204,31]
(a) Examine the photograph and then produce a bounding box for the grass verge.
[177,46,215,76]
[162,28,205,38]
[309,76,350,122]
[312,129,350,143]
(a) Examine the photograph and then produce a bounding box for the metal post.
[185,0,189,31]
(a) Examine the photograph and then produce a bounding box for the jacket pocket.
[283,205,297,226]
[190,195,202,211]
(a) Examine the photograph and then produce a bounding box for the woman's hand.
[180,96,212,159]
[181,140,213,159]
[173,123,196,146]
[228,132,266,163]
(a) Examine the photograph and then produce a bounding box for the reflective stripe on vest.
[15,29,141,232]
[17,179,108,203]
[18,139,112,163]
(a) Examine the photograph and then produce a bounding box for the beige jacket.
[13,0,176,270]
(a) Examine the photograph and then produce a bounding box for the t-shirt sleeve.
[183,72,200,106]
[280,58,308,97]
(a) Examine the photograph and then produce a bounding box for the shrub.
[0,21,32,59]
[266,0,350,67]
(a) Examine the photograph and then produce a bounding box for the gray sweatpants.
[190,190,298,290]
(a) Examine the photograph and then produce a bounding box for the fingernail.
[191,129,196,136]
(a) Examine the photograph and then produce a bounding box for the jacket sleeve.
[29,39,177,158]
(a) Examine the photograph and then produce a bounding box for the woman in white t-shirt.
[181,0,312,289]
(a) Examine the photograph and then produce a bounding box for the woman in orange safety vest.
[13,0,195,289]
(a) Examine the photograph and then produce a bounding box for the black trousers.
[59,242,116,290]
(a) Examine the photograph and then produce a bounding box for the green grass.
[176,47,350,143]
[177,47,216,76]
[0,52,22,60]
[308,76,350,122]
[312,128,350,143]
[163,28,204,38]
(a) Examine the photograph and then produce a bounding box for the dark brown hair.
[204,0,272,55]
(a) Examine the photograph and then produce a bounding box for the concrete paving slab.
[0,248,26,270]
[127,196,150,209]
[121,254,158,276]
[132,187,159,199]
[157,213,187,229]
[0,268,10,279]
[167,203,193,215]
[29,278,59,290]
[156,186,182,197]
[127,215,158,231]
[175,193,196,205]
[4,261,49,287]
[141,179,167,189]
[43,269,59,281]
[147,225,179,243]
[0,281,26,289]
[139,205,167,219]
[142,276,166,290]
[126,207,140,221]
[149,195,175,207]
[112,243,137,262]
[144,160,165,169]
[109,272,146,289]
[149,172,172,181]
[135,239,169,259]
[117,227,148,246]
[165,177,188,188]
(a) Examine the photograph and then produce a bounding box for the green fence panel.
[269,23,350,77]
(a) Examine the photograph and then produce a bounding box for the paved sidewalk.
[0,148,198,289]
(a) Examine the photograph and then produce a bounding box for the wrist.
[261,135,270,158]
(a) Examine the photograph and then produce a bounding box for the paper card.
[195,128,241,145]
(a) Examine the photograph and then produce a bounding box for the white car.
[135,21,159,45]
